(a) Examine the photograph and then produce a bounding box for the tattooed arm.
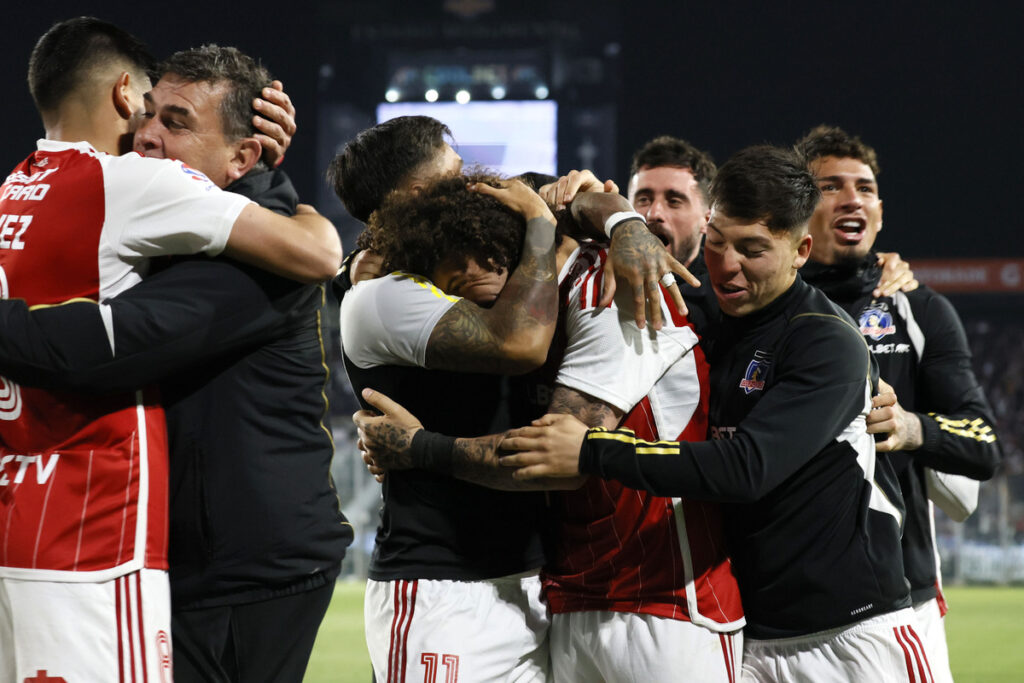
[424,180,558,375]
[353,386,613,490]
[569,191,699,330]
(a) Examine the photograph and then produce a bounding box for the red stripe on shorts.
[116,577,126,683]
[719,633,735,683]
[387,580,419,683]
[135,572,148,683]
[401,581,418,681]
[894,625,922,682]
[903,624,933,682]
[124,577,137,683]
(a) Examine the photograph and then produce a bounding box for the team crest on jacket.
[859,307,896,340]
[740,350,770,394]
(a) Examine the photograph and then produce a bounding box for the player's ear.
[877,200,883,233]
[226,137,262,182]
[112,71,135,120]
[793,233,812,269]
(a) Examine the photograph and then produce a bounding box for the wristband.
[603,211,645,239]
[410,429,457,473]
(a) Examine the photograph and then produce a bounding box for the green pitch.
[303,582,1024,682]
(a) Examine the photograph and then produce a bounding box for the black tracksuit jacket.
[803,255,1001,605]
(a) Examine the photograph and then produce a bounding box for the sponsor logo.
[181,165,210,182]
[178,163,216,191]
[859,307,896,340]
[711,425,737,440]
[739,349,771,394]
[0,376,22,419]
[0,453,60,486]
[4,167,58,188]
[850,602,874,616]
[869,342,911,355]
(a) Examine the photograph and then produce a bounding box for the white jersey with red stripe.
[543,242,744,631]
[0,139,250,582]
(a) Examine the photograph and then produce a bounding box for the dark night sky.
[3,2,1020,260]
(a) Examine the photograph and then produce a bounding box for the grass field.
[304,582,1024,682]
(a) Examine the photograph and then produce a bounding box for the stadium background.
[3,2,1021,680]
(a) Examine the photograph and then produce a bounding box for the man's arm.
[225,202,341,284]
[357,271,693,489]
[422,181,558,375]
[0,259,310,393]
[867,293,1001,480]
[569,191,698,330]
[354,388,586,491]
[501,317,872,501]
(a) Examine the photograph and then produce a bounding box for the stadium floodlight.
[424,88,439,102]
[455,89,471,104]
[385,88,400,103]
[490,85,506,100]
[534,84,549,99]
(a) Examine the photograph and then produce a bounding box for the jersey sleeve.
[555,283,698,412]
[910,292,1001,479]
[925,468,979,522]
[0,259,307,393]
[340,273,461,369]
[103,155,251,260]
[580,315,872,502]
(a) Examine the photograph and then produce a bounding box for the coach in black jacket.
[0,46,351,683]
[796,125,1001,683]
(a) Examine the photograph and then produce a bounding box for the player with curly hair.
[358,172,526,298]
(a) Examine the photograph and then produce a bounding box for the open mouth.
[647,225,672,247]
[714,282,746,298]
[832,218,866,243]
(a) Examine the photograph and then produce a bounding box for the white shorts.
[0,568,173,682]
[365,570,550,683]
[551,610,742,683]
[741,608,934,683]
[913,598,952,683]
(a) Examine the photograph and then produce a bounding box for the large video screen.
[376,101,557,177]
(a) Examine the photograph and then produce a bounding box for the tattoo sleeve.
[426,216,557,374]
[434,385,617,491]
[566,192,634,241]
[548,385,622,429]
[446,433,579,491]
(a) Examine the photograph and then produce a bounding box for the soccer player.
[497,146,930,682]
[796,124,1002,682]
[0,18,339,681]
[340,167,561,681]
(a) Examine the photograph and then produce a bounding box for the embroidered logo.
[859,307,896,341]
[739,350,771,394]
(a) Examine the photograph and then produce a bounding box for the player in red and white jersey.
[0,17,339,682]
[535,239,742,683]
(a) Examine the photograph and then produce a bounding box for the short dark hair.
[710,145,820,236]
[630,135,717,202]
[327,116,452,223]
[28,16,155,114]
[794,125,881,177]
[358,172,524,280]
[159,45,272,142]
